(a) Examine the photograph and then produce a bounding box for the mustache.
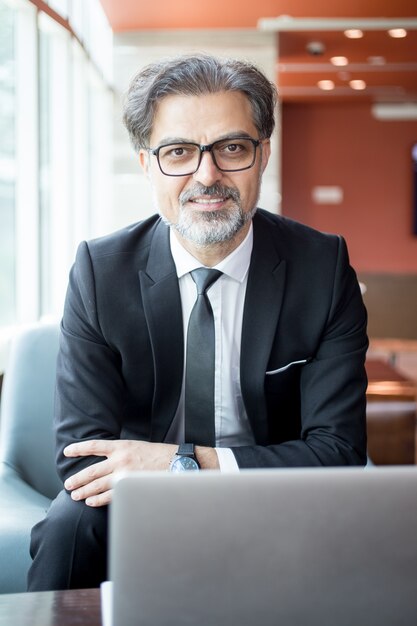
[179,183,241,205]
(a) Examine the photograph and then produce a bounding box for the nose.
[193,150,223,187]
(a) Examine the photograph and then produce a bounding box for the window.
[0,1,16,325]
[0,0,113,329]
[39,11,72,314]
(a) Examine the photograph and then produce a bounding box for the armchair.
[0,322,62,593]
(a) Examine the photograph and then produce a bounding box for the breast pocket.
[266,358,310,376]
[264,358,311,395]
[264,358,311,443]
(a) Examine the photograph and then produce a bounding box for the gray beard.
[160,183,257,247]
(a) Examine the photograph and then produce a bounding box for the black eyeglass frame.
[148,136,261,177]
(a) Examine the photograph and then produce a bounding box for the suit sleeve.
[232,236,368,468]
[54,241,126,483]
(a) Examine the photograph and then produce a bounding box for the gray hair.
[123,54,277,151]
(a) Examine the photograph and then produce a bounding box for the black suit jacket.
[55,210,368,481]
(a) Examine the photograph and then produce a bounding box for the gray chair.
[0,322,62,593]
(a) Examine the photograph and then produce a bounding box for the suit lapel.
[139,221,184,442]
[241,214,287,444]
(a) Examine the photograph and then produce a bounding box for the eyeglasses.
[148,136,261,177]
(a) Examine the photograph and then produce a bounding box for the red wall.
[281,102,417,273]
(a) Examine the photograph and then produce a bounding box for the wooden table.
[0,588,101,626]
[368,338,417,366]
[366,358,417,401]
[366,358,417,464]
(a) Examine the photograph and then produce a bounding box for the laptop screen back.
[110,467,417,626]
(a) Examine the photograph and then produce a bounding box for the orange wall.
[281,102,417,273]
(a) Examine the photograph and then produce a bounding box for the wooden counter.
[366,358,417,465]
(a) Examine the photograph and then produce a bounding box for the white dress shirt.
[165,225,257,471]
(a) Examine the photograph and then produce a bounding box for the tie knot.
[191,268,222,295]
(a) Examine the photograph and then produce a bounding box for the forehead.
[149,91,258,145]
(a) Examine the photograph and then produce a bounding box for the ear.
[260,139,271,172]
[139,149,150,177]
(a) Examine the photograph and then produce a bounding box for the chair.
[0,322,62,593]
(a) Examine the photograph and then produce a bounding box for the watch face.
[171,456,200,472]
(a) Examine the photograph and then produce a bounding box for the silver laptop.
[109,467,417,626]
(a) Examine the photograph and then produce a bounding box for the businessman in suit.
[28,54,368,590]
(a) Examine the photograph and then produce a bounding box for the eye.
[164,146,186,158]
[160,144,195,160]
[216,140,249,156]
[225,143,242,153]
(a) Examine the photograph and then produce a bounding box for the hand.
[63,439,177,507]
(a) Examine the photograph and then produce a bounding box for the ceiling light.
[317,80,335,91]
[349,80,367,90]
[388,28,407,38]
[330,56,348,66]
[344,29,363,39]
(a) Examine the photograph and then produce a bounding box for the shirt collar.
[170,223,253,284]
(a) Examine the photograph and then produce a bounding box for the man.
[28,54,368,591]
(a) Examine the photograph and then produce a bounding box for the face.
[139,91,271,251]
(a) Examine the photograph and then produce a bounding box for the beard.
[157,182,258,247]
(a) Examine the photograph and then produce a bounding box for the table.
[0,588,101,626]
[368,338,417,366]
[366,357,417,401]
[366,358,417,464]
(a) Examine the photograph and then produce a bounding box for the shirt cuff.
[215,447,240,473]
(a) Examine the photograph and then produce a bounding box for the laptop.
[107,466,417,626]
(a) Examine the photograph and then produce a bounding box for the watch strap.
[177,443,196,458]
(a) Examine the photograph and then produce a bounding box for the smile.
[191,197,226,204]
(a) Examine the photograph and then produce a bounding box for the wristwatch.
[169,443,200,472]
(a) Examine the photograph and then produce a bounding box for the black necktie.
[184,268,222,447]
